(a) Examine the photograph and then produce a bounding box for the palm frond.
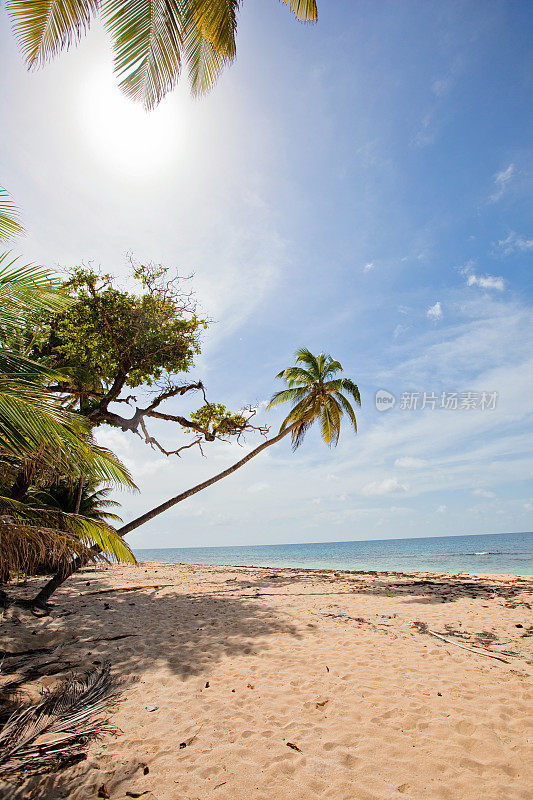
[6,0,97,67]
[0,348,59,383]
[80,441,137,489]
[340,377,361,406]
[334,391,358,432]
[103,0,183,110]
[0,377,86,458]
[0,520,92,579]
[183,6,229,96]
[320,397,341,446]
[290,414,314,450]
[267,386,308,408]
[280,0,317,22]
[0,188,24,241]
[278,394,314,430]
[322,358,342,378]
[294,347,322,381]
[0,254,72,330]
[0,663,116,776]
[0,498,136,567]
[275,365,314,385]
[189,0,239,56]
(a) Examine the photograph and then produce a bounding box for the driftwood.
[428,630,510,663]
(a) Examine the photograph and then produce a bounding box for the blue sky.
[1,0,532,548]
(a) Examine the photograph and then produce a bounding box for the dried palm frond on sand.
[0,662,116,777]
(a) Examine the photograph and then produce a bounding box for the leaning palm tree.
[118,347,360,534]
[31,349,360,606]
[7,0,318,110]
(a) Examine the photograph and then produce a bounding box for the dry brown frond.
[0,521,95,582]
[0,662,116,777]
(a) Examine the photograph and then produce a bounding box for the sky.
[1,0,532,549]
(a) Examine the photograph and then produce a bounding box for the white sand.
[2,563,532,799]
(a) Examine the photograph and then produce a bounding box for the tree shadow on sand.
[214,567,533,604]
[2,582,302,682]
[1,576,302,798]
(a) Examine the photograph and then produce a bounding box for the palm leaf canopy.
[7,0,318,109]
[0,498,136,582]
[268,348,360,450]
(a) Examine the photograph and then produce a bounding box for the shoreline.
[135,559,533,578]
[3,562,532,799]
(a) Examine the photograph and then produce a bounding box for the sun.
[78,66,185,178]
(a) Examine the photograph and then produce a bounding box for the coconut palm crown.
[268,348,360,450]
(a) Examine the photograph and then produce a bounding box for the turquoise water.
[134,531,533,575]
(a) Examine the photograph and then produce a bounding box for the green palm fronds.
[7,0,318,109]
[0,254,71,328]
[0,359,136,489]
[31,480,123,522]
[0,188,24,241]
[268,348,360,450]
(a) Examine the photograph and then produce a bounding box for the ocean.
[134,531,533,576]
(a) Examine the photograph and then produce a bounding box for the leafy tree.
[32,349,360,606]
[7,0,318,109]
[33,262,265,457]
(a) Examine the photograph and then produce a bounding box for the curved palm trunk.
[31,424,295,607]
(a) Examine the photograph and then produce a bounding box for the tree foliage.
[49,264,204,393]
[32,261,265,457]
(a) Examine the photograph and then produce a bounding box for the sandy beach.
[2,563,532,800]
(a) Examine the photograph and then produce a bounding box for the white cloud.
[467,274,505,291]
[393,324,409,339]
[426,301,442,320]
[496,232,533,256]
[361,478,409,496]
[412,112,435,148]
[436,505,447,514]
[432,78,452,97]
[363,262,374,272]
[395,457,428,468]
[472,488,496,498]
[456,259,475,276]
[489,163,515,203]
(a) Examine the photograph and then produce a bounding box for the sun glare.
[78,67,185,178]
